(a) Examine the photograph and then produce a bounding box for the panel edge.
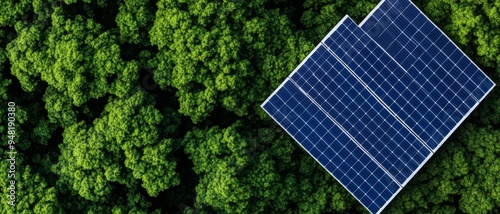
[359,0,387,27]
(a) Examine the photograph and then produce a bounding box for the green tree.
[0,0,499,213]
[7,7,137,127]
[150,0,308,123]
[300,0,378,40]
[457,125,500,213]
[53,90,180,203]
[0,154,62,214]
[116,0,155,44]
[383,123,500,213]
[0,0,31,27]
[422,0,500,68]
[184,122,355,213]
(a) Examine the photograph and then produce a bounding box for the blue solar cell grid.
[261,80,401,213]
[290,45,431,184]
[325,16,482,150]
[324,17,447,149]
[261,0,495,213]
[360,0,495,150]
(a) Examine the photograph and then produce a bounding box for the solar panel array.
[261,0,495,213]
[359,0,494,151]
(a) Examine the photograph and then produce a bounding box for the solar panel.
[262,79,401,213]
[261,1,495,213]
[289,45,431,185]
[359,0,495,151]
[324,16,459,151]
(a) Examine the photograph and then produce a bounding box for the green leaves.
[0,0,31,27]
[7,10,138,127]
[0,0,499,213]
[54,91,180,202]
[423,0,500,68]
[0,156,62,214]
[183,122,354,213]
[116,0,155,44]
[301,0,377,40]
[150,0,305,123]
[0,32,11,119]
[457,125,500,213]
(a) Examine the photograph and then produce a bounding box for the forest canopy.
[0,0,499,213]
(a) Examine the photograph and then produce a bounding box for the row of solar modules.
[262,19,429,212]
[358,0,493,151]
[263,79,402,212]
[261,0,495,213]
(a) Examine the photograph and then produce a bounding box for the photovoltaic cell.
[290,45,431,184]
[261,80,401,213]
[324,17,447,149]
[360,0,495,151]
[261,0,495,213]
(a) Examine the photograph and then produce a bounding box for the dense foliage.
[0,0,498,213]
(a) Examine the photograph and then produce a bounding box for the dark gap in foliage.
[153,89,193,139]
[148,148,198,213]
[61,1,87,20]
[109,182,131,203]
[91,1,119,30]
[3,58,21,98]
[4,62,48,108]
[138,67,160,93]
[57,190,82,212]
[44,129,63,186]
[29,127,63,187]
[290,140,306,161]
[62,1,119,30]
[349,204,363,213]
[79,94,109,123]
[146,0,159,21]
[45,126,63,155]
[106,73,117,85]
[199,106,239,129]
[265,0,307,30]
[153,88,176,110]
[264,0,286,10]
[178,115,194,139]
[139,72,192,138]
[25,10,41,25]
[152,89,174,109]
[189,81,206,94]
[290,0,307,30]
[146,84,191,139]
[0,26,17,42]
[120,42,142,61]
[146,44,159,55]
[450,194,465,213]
[178,2,189,12]
[479,65,496,77]
[143,75,191,138]
[418,193,464,213]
